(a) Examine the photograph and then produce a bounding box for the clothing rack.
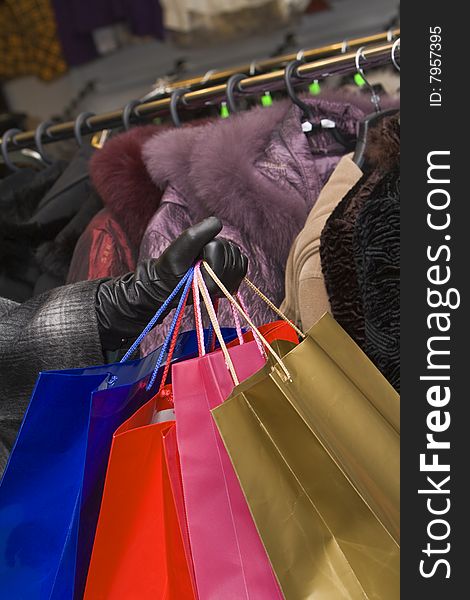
[2,40,399,153]
[145,29,399,98]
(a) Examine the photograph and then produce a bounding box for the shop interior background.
[1,0,398,124]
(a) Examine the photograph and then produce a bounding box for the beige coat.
[281,154,362,330]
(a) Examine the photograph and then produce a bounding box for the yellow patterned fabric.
[0,0,67,81]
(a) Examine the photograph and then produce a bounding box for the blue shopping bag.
[0,268,237,599]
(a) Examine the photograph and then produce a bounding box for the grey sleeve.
[0,297,19,318]
[0,280,105,472]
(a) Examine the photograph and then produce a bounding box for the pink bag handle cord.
[158,260,267,393]
[193,262,264,359]
[192,267,243,355]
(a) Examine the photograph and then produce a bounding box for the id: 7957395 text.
[429,26,442,108]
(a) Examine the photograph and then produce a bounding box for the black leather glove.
[95,217,248,350]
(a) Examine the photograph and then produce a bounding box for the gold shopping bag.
[202,263,400,600]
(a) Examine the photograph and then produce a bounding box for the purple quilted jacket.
[139,93,374,354]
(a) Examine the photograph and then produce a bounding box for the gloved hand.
[95,217,248,350]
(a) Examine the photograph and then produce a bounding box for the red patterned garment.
[67,125,164,283]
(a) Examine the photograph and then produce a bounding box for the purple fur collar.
[142,91,398,261]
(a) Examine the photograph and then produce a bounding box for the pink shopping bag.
[171,337,284,600]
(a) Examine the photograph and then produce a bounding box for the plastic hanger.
[352,45,399,169]
[1,128,47,172]
[74,111,95,147]
[122,99,141,131]
[1,128,21,172]
[90,99,139,149]
[391,38,401,73]
[226,73,246,114]
[34,120,56,165]
[170,89,189,128]
[284,59,353,149]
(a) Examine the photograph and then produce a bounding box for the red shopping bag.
[163,423,197,591]
[228,318,299,347]
[84,273,198,600]
[83,385,196,600]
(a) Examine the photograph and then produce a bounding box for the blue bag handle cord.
[145,269,195,390]
[120,266,194,366]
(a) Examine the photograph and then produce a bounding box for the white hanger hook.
[355,46,381,112]
[391,38,400,72]
[201,69,216,84]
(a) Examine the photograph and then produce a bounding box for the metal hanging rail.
[2,40,399,152]
[148,28,399,97]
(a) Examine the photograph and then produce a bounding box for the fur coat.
[138,92,379,354]
[320,113,400,384]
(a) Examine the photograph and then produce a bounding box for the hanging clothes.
[281,152,362,330]
[0,0,67,80]
[67,125,167,282]
[320,171,384,348]
[0,161,67,302]
[30,146,102,295]
[0,281,104,473]
[34,190,103,295]
[0,145,102,302]
[320,113,400,385]
[354,168,400,391]
[68,210,136,281]
[67,118,216,283]
[33,145,94,227]
[138,92,380,355]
